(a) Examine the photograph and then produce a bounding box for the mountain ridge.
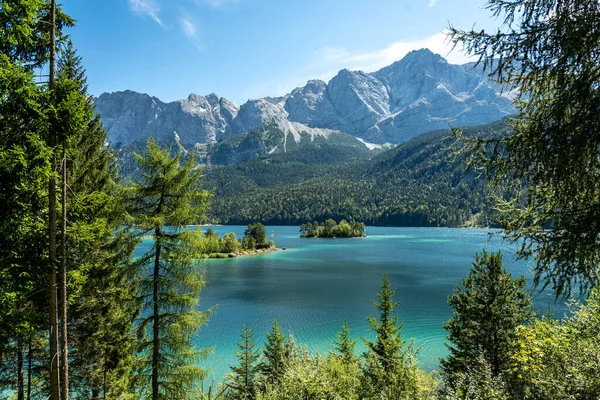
[94,48,514,149]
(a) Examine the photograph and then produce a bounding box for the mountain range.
[94,48,514,155]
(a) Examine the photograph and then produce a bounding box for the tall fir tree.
[0,46,51,400]
[259,320,288,385]
[128,139,213,400]
[441,251,534,378]
[225,325,260,400]
[333,323,358,365]
[54,41,140,399]
[0,1,72,397]
[361,275,419,399]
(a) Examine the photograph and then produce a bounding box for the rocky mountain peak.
[94,49,514,148]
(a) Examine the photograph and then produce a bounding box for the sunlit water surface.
[135,226,567,383]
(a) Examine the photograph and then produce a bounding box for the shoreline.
[203,246,281,259]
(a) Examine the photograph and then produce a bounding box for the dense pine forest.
[1,0,600,399]
[201,121,508,227]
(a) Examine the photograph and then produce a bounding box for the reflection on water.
[135,226,567,383]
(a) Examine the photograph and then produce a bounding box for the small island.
[300,219,366,238]
[201,222,276,258]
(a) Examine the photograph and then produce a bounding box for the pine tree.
[226,325,260,400]
[449,0,600,297]
[0,49,50,400]
[333,323,358,365]
[128,139,213,400]
[259,320,288,385]
[53,41,140,399]
[361,275,419,398]
[441,251,534,378]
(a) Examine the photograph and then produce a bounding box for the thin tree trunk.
[103,352,107,400]
[27,336,32,400]
[17,336,24,400]
[152,234,161,400]
[60,145,69,400]
[48,1,61,398]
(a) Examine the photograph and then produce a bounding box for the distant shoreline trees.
[300,219,366,238]
[198,223,275,257]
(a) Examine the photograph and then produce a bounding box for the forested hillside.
[203,119,511,226]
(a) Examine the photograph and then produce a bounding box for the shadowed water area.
[135,226,567,383]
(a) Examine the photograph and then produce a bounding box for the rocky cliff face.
[94,90,240,147]
[95,49,514,147]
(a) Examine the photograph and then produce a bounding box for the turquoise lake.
[136,226,567,383]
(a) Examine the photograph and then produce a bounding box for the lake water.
[136,226,566,383]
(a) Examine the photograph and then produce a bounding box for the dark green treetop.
[226,325,260,400]
[361,275,419,398]
[441,251,533,378]
[333,322,358,365]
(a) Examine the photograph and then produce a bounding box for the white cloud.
[181,17,197,38]
[428,0,438,8]
[238,32,474,102]
[180,14,204,50]
[308,32,472,76]
[128,0,163,26]
[200,0,241,8]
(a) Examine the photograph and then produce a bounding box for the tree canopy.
[450,0,600,297]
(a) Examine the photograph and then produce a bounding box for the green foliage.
[221,232,240,254]
[258,321,289,385]
[225,325,260,400]
[300,219,365,238]
[440,355,510,400]
[509,289,600,399]
[332,322,358,365]
[441,251,534,379]
[243,223,270,249]
[127,139,213,399]
[201,121,507,227]
[361,275,420,399]
[257,352,362,400]
[450,0,600,297]
[55,42,140,399]
[0,0,74,68]
[0,51,50,374]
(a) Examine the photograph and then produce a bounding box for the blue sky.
[61,0,500,104]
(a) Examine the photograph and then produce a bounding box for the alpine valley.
[95,49,515,227]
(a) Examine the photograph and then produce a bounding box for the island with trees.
[300,219,366,238]
[200,223,276,258]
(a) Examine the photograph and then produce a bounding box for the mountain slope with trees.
[202,119,510,227]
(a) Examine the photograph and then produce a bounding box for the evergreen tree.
[259,321,288,385]
[226,325,260,400]
[361,275,419,398]
[128,139,213,400]
[0,48,50,400]
[333,323,358,365]
[449,0,600,297]
[441,251,533,378]
[53,41,140,399]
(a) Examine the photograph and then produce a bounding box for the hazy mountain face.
[94,49,514,148]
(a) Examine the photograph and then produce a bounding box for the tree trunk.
[27,336,32,400]
[17,336,24,400]
[103,353,107,400]
[48,1,61,398]
[152,234,161,400]
[60,145,69,400]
